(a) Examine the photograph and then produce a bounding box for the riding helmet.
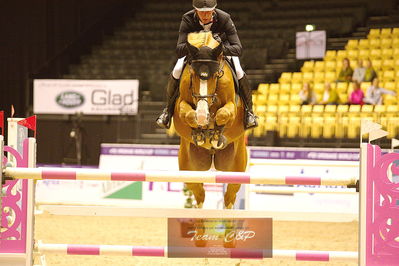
[193,0,217,11]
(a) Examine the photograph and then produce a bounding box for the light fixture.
[305,24,316,32]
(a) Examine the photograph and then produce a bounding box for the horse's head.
[186,32,223,127]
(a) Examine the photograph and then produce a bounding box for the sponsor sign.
[33,79,139,115]
[168,218,272,258]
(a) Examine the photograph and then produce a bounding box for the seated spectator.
[319,82,338,105]
[363,78,396,105]
[363,59,378,82]
[337,58,353,82]
[348,81,364,105]
[299,82,316,105]
[352,60,365,82]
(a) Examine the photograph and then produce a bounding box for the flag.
[361,120,382,135]
[369,129,388,142]
[0,110,3,135]
[17,115,37,137]
[392,138,399,149]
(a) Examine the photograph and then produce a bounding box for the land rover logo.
[56,91,84,108]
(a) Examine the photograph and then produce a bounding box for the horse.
[172,31,247,210]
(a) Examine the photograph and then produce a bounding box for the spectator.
[348,81,364,105]
[319,82,338,105]
[299,82,317,105]
[352,60,365,82]
[363,59,378,82]
[363,78,396,105]
[337,58,353,82]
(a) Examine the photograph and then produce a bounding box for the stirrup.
[244,111,258,130]
[156,108,171,129]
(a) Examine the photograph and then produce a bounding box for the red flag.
[0,111,3,135]
[17,115,37,138]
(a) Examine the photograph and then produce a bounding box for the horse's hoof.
[211,135,227,150]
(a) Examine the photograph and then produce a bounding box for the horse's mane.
[187,31,220,49]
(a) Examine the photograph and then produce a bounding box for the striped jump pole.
[4,167,358,186]
[35,242,358,262]
[251,186,358,194]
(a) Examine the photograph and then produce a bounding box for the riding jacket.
[176,9,242,58]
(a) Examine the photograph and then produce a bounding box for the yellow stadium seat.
[380,38,392,49]
[267,94,279,105]
[314,82,324,94]
[380,28,392,38]
[312,105,324,113]
[265,115,277,131]
[267,105,278,113]
[372,59,382,70]
[361,104,374,113]
[279,72,292,84]
[292,72,303,83]
[358,49,370,59]
[314,61,325,71]
[361,82,371,94]
[324,105,337,114]
[368,29,381,39]
[382,59,394,70]
[337,104,349,113]
[291,83,302,93]
[256,94,267,105]
[324,50,336,61]
[269,83,280,93]
[393,48,399,59]
[313,72,325,83]
[278,104,289,114]
[303,72,313,82]
[393,28,399,38]
[280,83,291,93]
[325,61,336,71]
[347,50,358,60]
[346,39,358,50]
[369,39,381,48]
[349,104,361,113]
[286,116,301,138]
[383,94,397,105]
[325,71,336,82]
[301,61,314,72]
[370,49,382,59]
[310,117,324,138]
[258,84,269,96]
[347,117,361,138]
[336,50,348,60]
[338,93,348,104]
[336,82,348,93]
[323,117,336,138]
[289,105,301,114]
[277,115,289,137]
[374,105,386,114]
[382,70,395,81]
[255,105,267,114]
[279,94,290,105]
[395,59,399,70]
[382,48,393,59]
[359,39,370,49]
[396,70,399,81]
[301,105,313,113]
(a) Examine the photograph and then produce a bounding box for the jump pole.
[4,167,358,186]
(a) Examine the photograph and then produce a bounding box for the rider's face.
[197,10,213,24]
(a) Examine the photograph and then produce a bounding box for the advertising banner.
[33,79,139,115]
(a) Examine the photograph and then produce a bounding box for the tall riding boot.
[156,74,180,129]
[239,75,258,129]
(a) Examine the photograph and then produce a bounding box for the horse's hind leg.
[179,139,212,208]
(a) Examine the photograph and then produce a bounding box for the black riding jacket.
[176,9,242,58]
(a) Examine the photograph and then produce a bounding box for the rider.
[156,0,258,130]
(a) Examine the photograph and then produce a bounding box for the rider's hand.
[213,33,222,43]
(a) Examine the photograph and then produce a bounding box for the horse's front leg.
[179,100,198,128]
[215,101,236,127]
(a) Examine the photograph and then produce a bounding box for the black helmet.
[193,0,217,11]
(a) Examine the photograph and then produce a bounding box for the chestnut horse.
[173,32,247,209]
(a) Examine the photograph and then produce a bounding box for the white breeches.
[172,56,245,80]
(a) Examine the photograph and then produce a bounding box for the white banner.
[296,30,326,59]
[33,79,139,115]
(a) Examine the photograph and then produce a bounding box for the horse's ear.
[212,44,223,59]
[187,43,199,57]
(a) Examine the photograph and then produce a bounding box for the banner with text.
[33,79,139,115]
